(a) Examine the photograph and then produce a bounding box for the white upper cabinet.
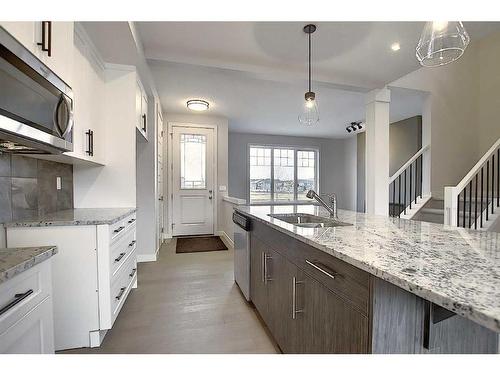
[136,79,148,141]
[0,22,74,85]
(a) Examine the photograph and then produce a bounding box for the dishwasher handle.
[233,212,251,231]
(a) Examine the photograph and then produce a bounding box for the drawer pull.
[305,260,337,279]
[0,289,34,316]
[129,268,137,278]
[113,226,125,234]
[128,240,136,247]
[114,252,126,262]
[292,277,304,320]
[128,218,136,224]
[115,287,126,301]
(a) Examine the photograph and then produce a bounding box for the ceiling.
[149,60,426,138]
[137,22,500,89]
[83,22,500,138]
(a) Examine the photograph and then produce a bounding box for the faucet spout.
[306,190,338,219]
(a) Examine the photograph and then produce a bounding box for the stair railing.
[444,137,500,228]
[389,145,430,217]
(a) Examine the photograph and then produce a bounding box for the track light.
[346,121,364,134]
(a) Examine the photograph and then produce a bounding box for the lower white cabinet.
[6,213,137,350]
[0,261,55,354]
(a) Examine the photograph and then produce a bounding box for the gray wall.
[0,155,73,222]
[356,116,422,212]
[228,132,357,211]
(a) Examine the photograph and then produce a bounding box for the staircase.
[411,198,444,224]
[444,137,500,231]
[389,145,431,219]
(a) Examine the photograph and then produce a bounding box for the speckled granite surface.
[235,204,500,333]
[2,208,136,227]
[0,246,57,284]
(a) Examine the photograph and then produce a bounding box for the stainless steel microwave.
[0,26,73,154]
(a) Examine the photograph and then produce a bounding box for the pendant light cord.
[308,31,311,92]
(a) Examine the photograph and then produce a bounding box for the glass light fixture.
[187,99,209,111]
[298,24,319,126]
[416,21,470,67]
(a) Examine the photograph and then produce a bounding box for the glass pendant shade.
[298,93,319,126]
[416,21,470,67]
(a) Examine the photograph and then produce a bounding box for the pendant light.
[298,24,319,126]
[416,21,470,67]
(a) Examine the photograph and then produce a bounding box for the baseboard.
[137,254,157,263]
[216,230,234,249]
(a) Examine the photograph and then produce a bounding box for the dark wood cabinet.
[250,221,369,354]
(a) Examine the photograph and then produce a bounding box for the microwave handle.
[53,94,74,138]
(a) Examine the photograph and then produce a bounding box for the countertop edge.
[0,246,58,285]
[3,208,137,228]
[235,207,500,333]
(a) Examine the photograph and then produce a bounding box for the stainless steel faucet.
[306,190,338,219]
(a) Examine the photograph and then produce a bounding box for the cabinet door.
[0,22,36,52]
[250,235,268,322]
[266,249,290,350]
[306,275,369,353]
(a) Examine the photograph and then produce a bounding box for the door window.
[180,134,206,189]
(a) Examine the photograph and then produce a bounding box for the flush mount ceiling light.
[298,24,319,127]
[391,42,401,51]
[416,21,470,67]
[187,99,209,111]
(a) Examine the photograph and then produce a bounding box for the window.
[249,145,318,203]
[180,134,206,189]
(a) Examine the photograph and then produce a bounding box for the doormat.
[176,236,228,254]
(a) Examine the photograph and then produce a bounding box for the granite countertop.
[235,204,500,333]
[2,208,136,228]
[0,246,58,284]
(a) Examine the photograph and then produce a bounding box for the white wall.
[164,113,229,237]
[228,132,357,211]
[390,43,480,198]
[478,31,500,154]
[73,66,137,208]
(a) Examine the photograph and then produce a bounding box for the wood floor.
[62,239,278,354]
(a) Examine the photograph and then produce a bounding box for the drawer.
[251,219,370,314]
[110,213,136,242]
[0,261,51,334]
[109,251,137,325]
[0,295,54,354]
[110,230,136,281]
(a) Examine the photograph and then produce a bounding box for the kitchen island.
[235,204,500,354]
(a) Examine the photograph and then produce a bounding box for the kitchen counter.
[2,208,137,227]
[0,246,57,284]
[235,204,500,333]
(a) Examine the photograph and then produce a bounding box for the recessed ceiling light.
[187,99,209,111]
[391,42,401,51]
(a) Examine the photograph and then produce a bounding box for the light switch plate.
[219,185,227,192]
[56,177,62,190]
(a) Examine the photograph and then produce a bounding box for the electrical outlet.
[219,185,227,192]
[56,177,62,190]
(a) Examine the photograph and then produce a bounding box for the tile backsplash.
[0,154,73,222]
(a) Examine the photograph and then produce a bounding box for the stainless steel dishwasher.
[233,211,251,301]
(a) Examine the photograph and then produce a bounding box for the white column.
[365,87,391,216]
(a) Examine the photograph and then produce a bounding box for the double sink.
[268,213,352,229]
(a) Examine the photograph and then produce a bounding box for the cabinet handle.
[128,218,136,224]
[114,226,125,234]
[292,277,304,320]
[115,287,126,301]
[85,130,92,155]
[128,240,136,247]
[142,114,147,132]
[114,252,126,263]
[37,21,51,56]
[264,253,272,284]
[261,252,265,283]
[90,130,94,156]
[305,260,337,279]
[0,289,34,316]
[129,268,137,278]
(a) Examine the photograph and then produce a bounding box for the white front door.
[171,126,215,236]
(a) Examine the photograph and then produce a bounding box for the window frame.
[247,143,320,204]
